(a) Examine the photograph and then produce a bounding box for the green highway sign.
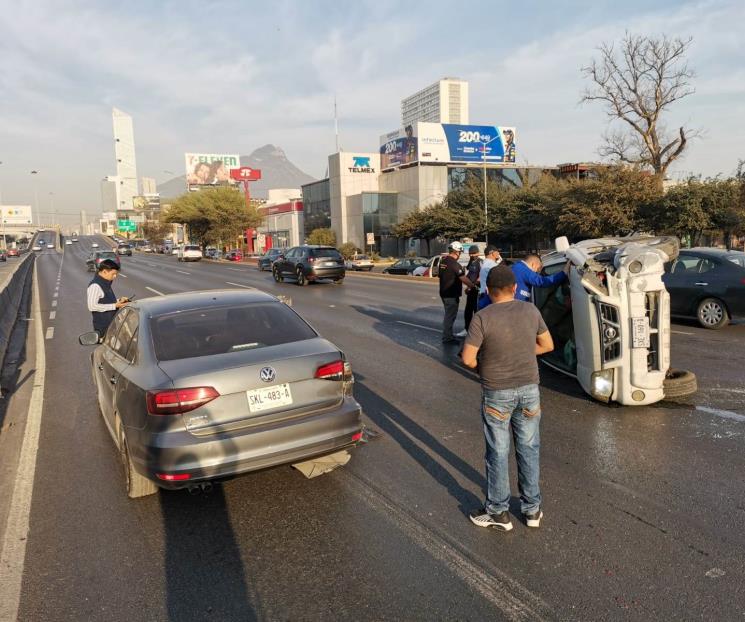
[117,220,137,232]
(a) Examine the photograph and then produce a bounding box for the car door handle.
[109,376,117,385]
[695,282,708,286]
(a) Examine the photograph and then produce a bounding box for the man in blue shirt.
[512,255,568,302]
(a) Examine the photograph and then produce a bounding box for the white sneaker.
[455,329,468,337]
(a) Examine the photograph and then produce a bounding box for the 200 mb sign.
[247,383,293,413]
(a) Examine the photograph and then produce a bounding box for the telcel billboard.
[1,205,33,225]
[380,123,516,168]
[185,153,240,186]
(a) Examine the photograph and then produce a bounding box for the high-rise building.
[101,176,119,213]
[401,78,469,127]
[112,108,138,212]
[141,177,157,194]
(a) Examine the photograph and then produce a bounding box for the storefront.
[254,200,304,252]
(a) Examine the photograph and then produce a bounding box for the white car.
[91,242,99,248]
[536,236,696,406]
[65,240,72,245]
[72,238,79,242]
[345,254,374,271]
[178,244,203,262]
[32,245,42,252]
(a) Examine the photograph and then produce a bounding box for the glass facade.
[301,179,331,239]
[362,192,398,237]
[447,166,545,192]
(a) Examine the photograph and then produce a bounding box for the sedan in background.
[72,237,79,242]
[178,245,203,262]
[117,244,133,256]
[273,245,345,286]
[205,248,221,260]
[345,254,374,271]
[225,249,243,262]
[91,242,99,248]
[78,289,362,498]
[86,251,120,271]
[663,248,745,329]
[32,244,42,252]
[383,257,429,275]
[257,248,284,271]
[7,248,20,258]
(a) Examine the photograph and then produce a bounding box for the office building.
[112,107,138,212]
[401,78,469,127]
[140,177,157,194]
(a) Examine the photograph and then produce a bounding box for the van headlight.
[591,370,614,402]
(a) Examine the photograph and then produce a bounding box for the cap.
[448,241,464,252]
[97,259,120,272]
[486,264,515,290]
[484,244,499,256]
[468,245,480,255]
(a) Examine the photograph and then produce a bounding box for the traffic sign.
[117,220,136,232]
[366,232,375,246]
[230,167,262,182]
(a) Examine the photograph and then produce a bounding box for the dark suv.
[257,247,284,271]
[272,245,345,285]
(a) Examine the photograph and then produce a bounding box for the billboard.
[185,153,240,186]
[380,123,516,167]
[132,194,161,211]
[1,205,33,225]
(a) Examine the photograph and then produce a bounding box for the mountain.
[157,144,317,200]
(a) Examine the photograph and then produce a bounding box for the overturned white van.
[536,236,697,406]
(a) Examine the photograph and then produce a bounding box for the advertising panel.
[185,153,241,185]
[380,123,517,167]
[132,194,161,211]
[1,205,33,224]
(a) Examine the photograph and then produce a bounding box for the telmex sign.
[348,156,375,173]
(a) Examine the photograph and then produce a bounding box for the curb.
[0,254,35,372]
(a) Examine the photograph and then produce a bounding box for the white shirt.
[87,283,117,312]
[478,257,503,295]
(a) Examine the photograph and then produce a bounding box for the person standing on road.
[87,259,129,339]
[476,245,503,311]
[512,254,568,302]
[439,241,475,344]
[461,264,554,532]
[457,245,483,337]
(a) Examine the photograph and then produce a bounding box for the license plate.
[320,261,338,267]
[246,383,293,413]
[631,318,650,348]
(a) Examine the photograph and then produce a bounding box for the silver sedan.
[80,289,362,498]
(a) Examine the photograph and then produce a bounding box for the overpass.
[1,222,62,250]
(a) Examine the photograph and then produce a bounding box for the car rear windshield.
[151,302,317,361]
[118,244,131,249]
[184,245,200,251]
[98,252,117,260]
[311,248,341,259]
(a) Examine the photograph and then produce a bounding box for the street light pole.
[31,170,39,227]
[480,135,500,245]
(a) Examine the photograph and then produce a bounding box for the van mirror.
[79,331,101,346]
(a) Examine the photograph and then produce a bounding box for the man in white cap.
[439,241,475,344]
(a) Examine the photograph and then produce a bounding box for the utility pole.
[31,170,39,227]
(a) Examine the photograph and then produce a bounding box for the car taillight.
[308,256,315,263]
[146,386,219,415]
[315,360,352,381]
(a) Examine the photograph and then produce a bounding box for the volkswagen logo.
[259,367,276,383]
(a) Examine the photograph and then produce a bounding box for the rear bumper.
[309,267,345,279]
[129,397,362,488]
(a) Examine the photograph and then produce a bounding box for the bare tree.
[582,33,699,187]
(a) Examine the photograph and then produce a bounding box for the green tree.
[163,187,262,247]
[307,228,336,246]
[338,242,358,259]
[705,176,745,250]
[141,220,172,244]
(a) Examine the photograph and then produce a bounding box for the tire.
[663,369,698,399]
[296,267,307,286]
[120,435,157,499]
[696,298,729,329]
[334,278,344,284]
[272,266,283,283]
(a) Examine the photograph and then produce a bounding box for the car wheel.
[334,278,344,284]
[273,266,283,283]
[120,434,157,499]
[663,369,698,399]
[696,298,729,329]
[296,267,307,286]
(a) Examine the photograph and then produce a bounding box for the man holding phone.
[86,259,130,338]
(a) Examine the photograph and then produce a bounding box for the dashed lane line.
[225,281,252,289]
[45,327,54,340]
[49,311,56,320]
[696,406,745,423]
[176,270,191,275]
[396,320,440,333]
[146,286,165,296]
[119,274,128,278]
[51,300,57,307]
[0,263,47,621]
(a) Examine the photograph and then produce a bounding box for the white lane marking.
[225,281,252,289]
[119,274,128,278]
[397,320,440,333]
[176,270,191,275]
[343,471,551,621]
[226,267,244,272]
[696,406,745,423]
[45,327,54,340]
[54,286,58,291]
[0,263,47,621]
[417,340,438,351]
[51,300,57,307]
[146,286,165,296]
[49,311,56,320]
[671,330,694,335]
[52,292,58,298]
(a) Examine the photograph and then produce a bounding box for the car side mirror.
[555,236,570,252]
[79,331,101,346]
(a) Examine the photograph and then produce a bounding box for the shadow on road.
[354,374,483,516]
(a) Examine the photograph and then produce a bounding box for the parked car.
[77,289,362,498]
[272,245,345,286]
[535,236,696,405]
[345,254,374,271]
[65,240,72,246]
[225,249,243,262]
[257,248,284,271]
[0,250,6,261]
[140,244,153,253]
[178,245,203,262]
[117,244,133,256]
[383,257,429,275]
[72,237,79,243]
[662,247,745,329]
[86,251,121,272]
[7,248,20,257]
[204,248,221,260]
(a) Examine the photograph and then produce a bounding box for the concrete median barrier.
[0,253,35,372]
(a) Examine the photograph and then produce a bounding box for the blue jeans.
[481,384,542,515]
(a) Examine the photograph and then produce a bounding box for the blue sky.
[0,0,743,225]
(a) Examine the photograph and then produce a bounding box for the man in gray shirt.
[462,264,554,532]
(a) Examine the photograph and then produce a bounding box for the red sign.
[230,167,262,181]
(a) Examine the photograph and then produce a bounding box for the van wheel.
[121,435,158,499]
[663,369,698,399]
[273,267,283,283]
[697,298,728,329]
[296,267,307,286]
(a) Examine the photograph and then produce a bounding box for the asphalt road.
[4,235,745,621]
